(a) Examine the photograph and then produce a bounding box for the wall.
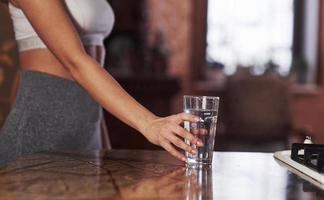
[295,1,324,143]
[0,4,19,128]
[146,0,194,113]
[291,89,324,143]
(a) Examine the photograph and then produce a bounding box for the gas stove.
[274,140,324,190]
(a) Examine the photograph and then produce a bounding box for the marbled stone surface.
[0,150,323,200]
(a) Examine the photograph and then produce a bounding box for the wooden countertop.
[0,150,323,200]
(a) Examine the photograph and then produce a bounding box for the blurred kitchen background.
[1,0,324,152]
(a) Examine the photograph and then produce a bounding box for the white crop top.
[9,0,115,51]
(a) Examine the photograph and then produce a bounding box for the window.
[206,0,294,75]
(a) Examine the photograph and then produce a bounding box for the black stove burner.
[291,143,324,173]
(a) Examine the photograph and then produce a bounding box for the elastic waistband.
[17,34,104,52]
[20,70,78,86]
[17,36,47,52]
[14,70,98,111]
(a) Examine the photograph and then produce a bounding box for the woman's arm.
[15,0,202,160]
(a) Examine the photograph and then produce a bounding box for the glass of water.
[183,95,219,168]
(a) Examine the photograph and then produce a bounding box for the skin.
[9,0,203,161]
[84,45,110,149]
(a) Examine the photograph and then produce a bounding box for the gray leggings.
[0,70,102,166]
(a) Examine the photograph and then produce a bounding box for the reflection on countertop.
[0,150,323,200]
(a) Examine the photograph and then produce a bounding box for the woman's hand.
[142,113,204,161]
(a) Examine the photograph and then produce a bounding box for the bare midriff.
[19,45,105,80]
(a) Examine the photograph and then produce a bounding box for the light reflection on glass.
[184,167,213,200]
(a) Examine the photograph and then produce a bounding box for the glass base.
[185,158,212,169]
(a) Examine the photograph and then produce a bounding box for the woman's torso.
[9,0,115,79]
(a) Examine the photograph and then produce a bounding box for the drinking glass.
[183,95,219,167]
